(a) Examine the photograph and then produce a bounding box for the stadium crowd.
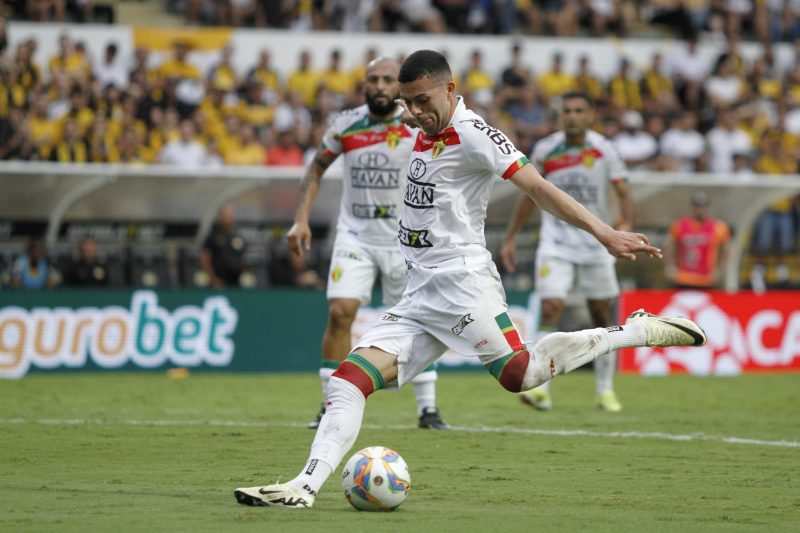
[3,28,800,176]
[241,0,800,44]
[11,0,800,44]
[0,15,798,289]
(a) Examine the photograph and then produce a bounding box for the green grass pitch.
[1,372,798,532]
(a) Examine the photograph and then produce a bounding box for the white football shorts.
[353,255,525,387]
[535,253,620,300]
[326,232,407,306]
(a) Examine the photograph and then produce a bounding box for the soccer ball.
[341,446,411,511]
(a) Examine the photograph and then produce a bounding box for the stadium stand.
[179,245,209,288]
[129,243,174,288]
[0,18,799,291]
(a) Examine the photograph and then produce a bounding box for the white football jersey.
[531,130,627,263]
[398,97,530,266]
[321,104,415,245]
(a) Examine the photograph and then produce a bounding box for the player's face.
[364,60,400,117]
[562,97,593,137]
[692,204,709,221]
[399,75,455,135]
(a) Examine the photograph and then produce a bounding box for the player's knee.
[496,377,523,393]
[539,299,564,324]
[328,300,357,330]
[484,350,531,393]
[586,302,612,327]
[410,367,437,384]
[331,353,384,398]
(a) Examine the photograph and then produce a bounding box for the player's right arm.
[499,194,537,273]
[394,99,421,129]
[286,147,338,258]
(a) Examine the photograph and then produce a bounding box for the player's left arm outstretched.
[509,164,661,261]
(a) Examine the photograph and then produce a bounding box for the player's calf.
[483,349,551,392]
[485,329,616,393]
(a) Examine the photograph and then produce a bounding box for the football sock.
[319,363,336,399]
[591,323,645,394]
[411,368,437,416]
[594,350,617,395]
[605,322,647,350]
[291,459,332,496]
[518,328,612,390]
[527,328,555,394]
[518,324,647,391]
[292,376,366,493]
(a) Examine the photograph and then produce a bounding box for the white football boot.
[625,309,707,347]
[234,482,315,509]
[596,389,622,412]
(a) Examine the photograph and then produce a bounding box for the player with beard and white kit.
[287,57,448,431]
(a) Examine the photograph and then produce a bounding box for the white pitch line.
[0,418,797,449]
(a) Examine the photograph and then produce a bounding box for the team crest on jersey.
[331,267,343,282]
[386,127,402,149]
[582,154,595,168]
[432,139,446,159]
[538,263,551,279]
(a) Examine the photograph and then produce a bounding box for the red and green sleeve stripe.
[501,156,530,180]
[319,142,338,159]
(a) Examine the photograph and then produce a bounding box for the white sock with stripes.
[291,377,365,494]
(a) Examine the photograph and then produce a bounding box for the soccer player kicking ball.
[235,50,705,509]
[287,57,448,430]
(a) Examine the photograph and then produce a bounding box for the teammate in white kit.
[235,50,706,509]
[500,91,633,412]
[287,58,448,430]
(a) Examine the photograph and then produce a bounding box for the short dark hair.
[561,91,594,107]
[398,50,452,84]
[691,191,710,206]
